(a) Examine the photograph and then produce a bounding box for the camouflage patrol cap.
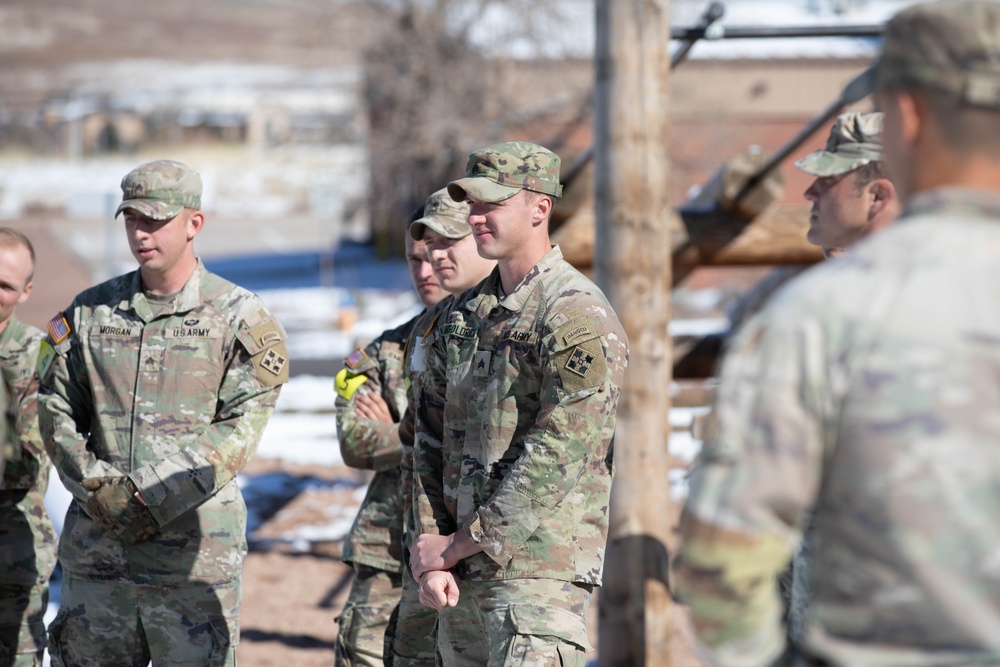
[448,141,563,203]
[794,112,884,177]
[409,188,472,240]
[858,1,1000,108]
[115,159,202,221]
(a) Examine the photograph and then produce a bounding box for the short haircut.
[915,87,1000,158]
[852,160,891,192]
[0,227,35,282]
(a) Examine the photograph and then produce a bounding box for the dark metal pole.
[672,24,883,40]
[731,63,877,205]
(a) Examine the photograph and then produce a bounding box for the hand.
[410,531,481,582]
[419,570,460,610]
[82,476,159,544]
[355,389,393,424]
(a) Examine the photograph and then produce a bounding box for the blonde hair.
[0,228,35,282]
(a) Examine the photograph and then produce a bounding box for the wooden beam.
[594,0,673,665]
[554,205,824,281]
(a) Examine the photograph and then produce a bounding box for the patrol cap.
[448,141,563,203]
[794,112,884,177]
[409,188,472,240]
[856,1,1000,108]
[115,159,202,221]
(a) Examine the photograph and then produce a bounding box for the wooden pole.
[594,1,673,665]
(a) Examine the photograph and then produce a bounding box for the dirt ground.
[232,456,709,667]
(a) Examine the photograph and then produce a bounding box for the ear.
[186,210,205,241]
[866,178,899,230]
[896,90,924,151]
[17,280,32,305]
[531,195,552,227]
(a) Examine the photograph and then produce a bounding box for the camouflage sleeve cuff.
[464,511,525,568]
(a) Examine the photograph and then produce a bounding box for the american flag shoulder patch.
[47,313,71,344]
[345,348,367,370]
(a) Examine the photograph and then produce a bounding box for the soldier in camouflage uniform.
[409,143,629,666]
[38,160,289,666]
[674,3,1000,665]
[797,111,900,259]
[385,189,498,666]
[332,203,448,666]
[775,111,900,645]
[0,229,55,667]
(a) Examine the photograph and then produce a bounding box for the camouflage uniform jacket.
[336,313,419,572]
[397,298,451,549]
[414,246,629,584]
[38,261,288,586]
[675,188,1000,667]
[0,317,56,586]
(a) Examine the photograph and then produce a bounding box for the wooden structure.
[594,1,673,665]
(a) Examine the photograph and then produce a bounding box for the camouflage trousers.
[0,582,48,667]
[48,573,239,667]
[436,578,592,667]
[384,560,437,667]
[335,565,401,667]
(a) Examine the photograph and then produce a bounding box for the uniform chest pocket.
[491,338,543,394]
[87,324,143,374]
[444,333,477,384]
[160,327,227,395]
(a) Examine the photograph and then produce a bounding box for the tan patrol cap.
[795,112,884,177]
[116,159,202,221]
[409,188,472,240]
[856,1,1000,108]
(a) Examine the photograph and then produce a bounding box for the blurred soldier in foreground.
[0,229,54,667]
[675,2,1000,665]
[410,143,629,665]
[39,160,288,666]
[333,204,448,666]
[384,188,497,666]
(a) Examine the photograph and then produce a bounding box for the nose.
[803,179,821,203]
[418,260,435,280]
[467,206,487,226]
[429,246,448,262]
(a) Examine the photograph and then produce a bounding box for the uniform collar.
[119,259,207,322]
[0,316,23,358]
[465,246,564,316]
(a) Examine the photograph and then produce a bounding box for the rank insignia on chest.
[47,313,71,344]
[565,347,595,377]
[345,348,367,369]
[474,351,491,376]
[261,348,288,376]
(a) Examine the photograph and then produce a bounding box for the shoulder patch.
[562,324,594,346]
[334,367,368,401]
[47,313,71,345]
[554,338,606,394]
[253,344,289,386]
[236,314,289,387]
[36,340,56,378]
[345,348,367,370]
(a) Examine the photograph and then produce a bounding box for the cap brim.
[115,199,184,221]
[447,177,521,204]
[409,216,472,241]
[793,150,871,177]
